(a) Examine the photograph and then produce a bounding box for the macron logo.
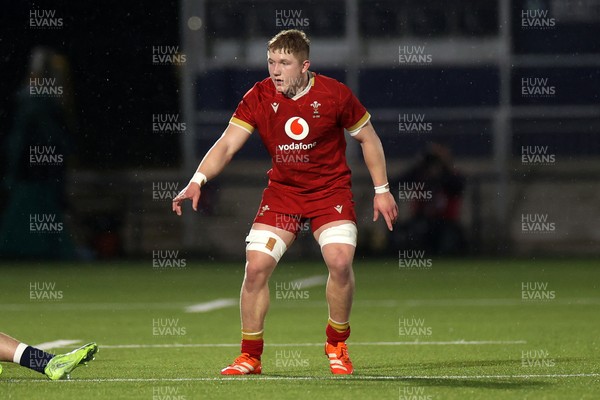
[334,205,343,214]
[271,102,279,113]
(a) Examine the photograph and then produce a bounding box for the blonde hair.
[267,29,310,61]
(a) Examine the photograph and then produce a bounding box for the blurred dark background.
[0,0,181,169]
[1,0,598,261]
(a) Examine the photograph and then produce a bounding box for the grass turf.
[0,258,598,399]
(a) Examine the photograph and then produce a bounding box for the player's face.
[268,49,310,97]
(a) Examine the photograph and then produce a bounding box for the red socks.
[241,339,264,360]
[326,322,351,346]
[239,319,350,358]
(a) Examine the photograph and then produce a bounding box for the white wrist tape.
[374,182,390,194]
[190,172,207,187]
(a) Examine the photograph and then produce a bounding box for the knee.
[243,256,275,288]
[324,248,353,280]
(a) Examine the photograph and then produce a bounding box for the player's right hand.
[172,183,201,216]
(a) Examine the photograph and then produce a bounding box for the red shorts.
[252,186,356,234]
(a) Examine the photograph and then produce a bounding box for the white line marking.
[99,340,526,349]
[6,373,600,383]
[184,298,237,313]
[0,302,192,311]
[34,340,81,351]
[350,340,528,346]
[404,298,600,307]
[1,298,598,312]
[290,275,328,289]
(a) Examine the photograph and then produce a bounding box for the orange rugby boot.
[220,353,262,375]
[325,342,353,375]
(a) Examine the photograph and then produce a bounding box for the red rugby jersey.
[230,72,370,194]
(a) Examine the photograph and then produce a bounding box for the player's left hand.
[373,192,398,231]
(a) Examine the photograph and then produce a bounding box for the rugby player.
[173,29,397,375]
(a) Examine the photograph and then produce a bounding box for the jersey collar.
[289,71,314,101]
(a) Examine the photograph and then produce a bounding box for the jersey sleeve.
[229,85,258,134]
[338,82,370,136]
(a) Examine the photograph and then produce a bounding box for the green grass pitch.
[0,258,598,399]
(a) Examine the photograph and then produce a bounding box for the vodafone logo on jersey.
[284,117,309,140]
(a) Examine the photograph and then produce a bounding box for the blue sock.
[19,346,55,374]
